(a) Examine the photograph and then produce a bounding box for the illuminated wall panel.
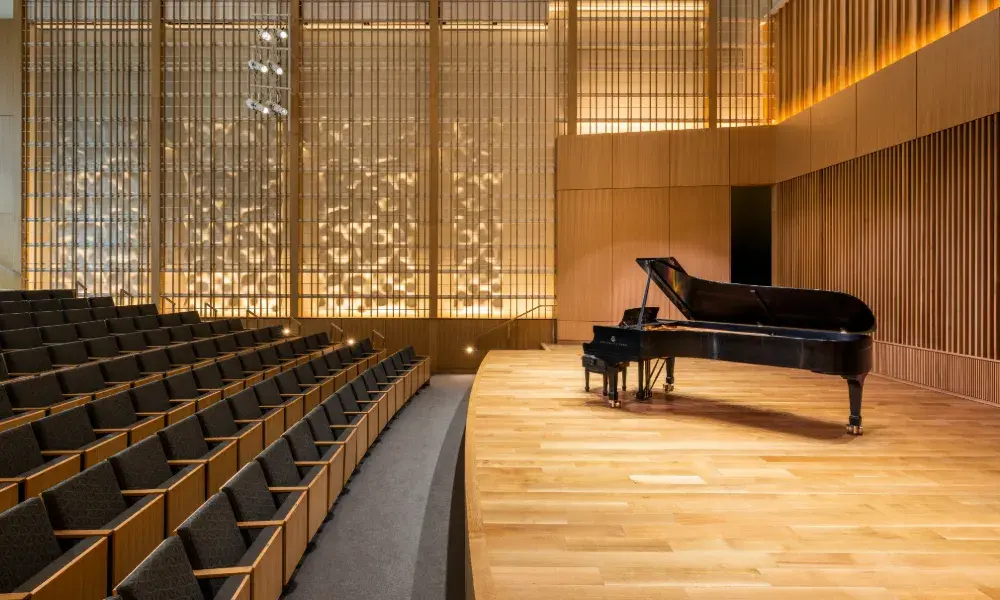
[23,0,152,299]
[718,0,772,127]
[162,0,290,317]
[300,2,430,318]
[438,1,562,318]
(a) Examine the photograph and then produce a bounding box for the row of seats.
[0,288,75,302]
[0,309,203,352]
[0,294,113,317]
[0,301,167,331]
[0,338,430,600]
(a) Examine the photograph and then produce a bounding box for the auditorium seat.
[226,319,246,332]
[0,290,22,302]
[304,406,358,480]
[209,320,231,335]
[109,436,205,535]
[241,349,278,380]
[65,307,95,323]
[77,318,112,339]
[388,351,416,398]
[167,324,196,343]
[164,371,223,411]
[0,312,33,331]
[233,330,260,352]
[48,290,76,300]
[89,296,115,308]
[0,388,45,436]
[136,303,159,317]
[194,363,244,398]
[87,391,164,445]
[0,424,80,504]
[136,348,189,378]
[0,498,108,600]
[295,361,334,400]
[320,392,370,458]
[221,462,307,586]
[197,401,264,469]
[274,340,308,367]
[101,355,159,388]
[28,299,61,314]
[334,347,362,379]
[31,406,127,468]
[255,438,327,542]
[227,389,283,449]
[176,493,282,600]
[0,300,30,314]
[59,297,91,310]
[47,340,92,368]
[158,415,237,494]
[275,370,319,413]
[4,373,89,414]
[56,362,131,400]
[157,313,183,328]
[260,344,296,373]
[219,355,264,388]
[252,378,303,431]
[141,325,173,348]
[348,338,379,369]
[39,323,80,345]
[0,327,44,351]
[285,420,346,503]
[107,317,139,335]
[191,322,216,340]
[363,368,398,419]
[213,333,241,356]
[180,311,201,325]
[86,334,130,359]
[130,380,197,426]
[167,343,214,371]
[402,346,431,386]
[40,461,163,589]
[373,361,405,415]
[302,332,336,354]
[112,536,251,600]
[192,338,226,362]
[307,354,349,397]
[350,376,388,432]
[288,338,313,361]
[336,385,379,442]
[115,330,151,353]
[92,305,118,320]
[116,305,142,319]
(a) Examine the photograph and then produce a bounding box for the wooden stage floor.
[465,350,1000,600]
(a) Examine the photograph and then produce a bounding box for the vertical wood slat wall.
[773,0,1000,120]
[775,114,1000,405]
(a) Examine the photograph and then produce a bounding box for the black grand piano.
[582,257,876,435]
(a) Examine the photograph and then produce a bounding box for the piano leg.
[845,374,866,435]
[664,357,675,393]
[585,370,590,392]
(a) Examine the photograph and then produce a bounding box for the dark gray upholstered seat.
[88,296,115,308]
[114,536,206,600]
[40,461,128,530]
[32,311,64,328]
[176,494,249,596]
[0,312,33,331]
[209,320,230,335]
[335,347,357,365]
[0,301,29,314]
[251,329,271,344]
[39,323,79,345]
[167,325,195,343]
[47,290,75,300]
[274,342,297,362]
[238,351,266,374]
[59,297,91,311]
[108,436,177,493]
[0,291,22,302]
[137,349,173,374]
[0,389,14,420]
[226,319,245,332]
[30,406,97,451]
[314,331,332,346]
[87,392,142,430]
[166,344,200,367]
[218,356,249,382]
[157,416,211,460]
[137,303,159,317]
[194,364,233,392]
[221,462,279,536]
[76,319,111,339]
[133,315,158,332]
[179,311,200,325]
[256,438,323,504]
[294,363,320,387]
[191,323,215,340]
[0,425,47,478]
[100,356,143,385]
[252,378,285,409]
[0,327,44,351]
[275,371,305,398]
[283,422,322,464]
[87,335,125,359]
[91,305,118,320]
[191,339,220,360]
[130,380,175,414]
[214,335,239,355]
[227,389,280,425]
[47,341,91,367]
[143,328,172,347]
[63,308,94,324]
[197,402,242,440]
[335,386,367,419]
[308,355,335,379]
[290,338,310,356]
[0,498,64,593]
[56,363,111,395]
[256,345,284,368]
[117,305,142,319]
[305,406,341,443]
[233,331,257,349]
[4,373,65,409]
[157,313,183,328]
[116,331,149,353]
[108,317,138,335]
[163,371,205,401]
[324,351,345,372]
[268,326,284,339]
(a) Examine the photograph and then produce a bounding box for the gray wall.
[0,11,20,288]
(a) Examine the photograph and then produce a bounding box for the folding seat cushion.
[390,351,417,398]
[402,345,431,386]
[193,363,243,398]
[227,389,283,449]
[31,406,127,468]
[157,313,184,328]
[101,354,158,388]
[157,416,237,495]
[91,305,118,320]
[191,322,215,340]
[114,535,250,600]
[0,312,33,331]
[0,498,108,599]
[213,333,239,355]
[86,335,126,359]
[336,385,379,443]
[39,323,79,345]
[167,325,196,343]
[252,378,303,431]
[40,461,164,588]
[219,355,261,387]
[130,380,197,426]
[87,391,164,445]
[76,318,111,339]
[176,493,282,600]
[276,369,320,412]
[167,343,213,370]
[137,348,188,378]
[197,401,264,469]
[47,340,91,368]
[374,360,406,410]
[163,371,222,411]
[233,330,258,351]
[137,303,159,317]
[283,420,345,506]
[350,375,388,432]
[59,297,91,310]
[0,290,22,302]
[0,327,44,351]
[221,461,307,585]
[115,331,149,353]
[108,317,139,335]
[116,305,142,318]
[180,311,201,325]
[0,386,45,438]
[4,372,88,414]
[308,355,348,396]
[0,424,80,502]
[305,405,358,478]
[226,319,246,332]
[109,436,205,535]
[255,438,328,540]
[88,296,115,308]
[192,338,223,361]
[56,363,130,400]
[209,320,231,335]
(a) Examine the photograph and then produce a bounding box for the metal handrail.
[75,280,87,298]
[160,295,176,314]
[203,303,218,318]
[372,329,385,350]
[471,304,556,352]
[290,317,302,336]
[118,288,134,306]
[329,322,345,343]
[0,265,25,288]
[246,309,260,329]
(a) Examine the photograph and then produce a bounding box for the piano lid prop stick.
[636,268,654,329]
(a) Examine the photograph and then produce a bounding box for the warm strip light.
[303,21,430,31]
[441,21,548,31]
[577,1,706,13]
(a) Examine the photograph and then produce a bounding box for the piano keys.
[582,257,875,435]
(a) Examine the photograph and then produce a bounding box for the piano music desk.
[466,349,1000,600]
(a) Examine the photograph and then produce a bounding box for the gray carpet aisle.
[285,375,472,600]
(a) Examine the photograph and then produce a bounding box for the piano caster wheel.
[846,424,863,436]
[607,399,622,408]
[664,383,675,393]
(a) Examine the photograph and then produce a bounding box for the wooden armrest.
[315,441,342,446]
[205,436,239,442]
[168,399,192,404]
[136,411,165,417]
[238,520,284,528]
[234,419,261,424]
[193,567,253,579]
[122,489,165,496]
[294,461,327,467]
[268,486,305,492]
[54,529,111,537]
[329,425,356,429]
[93,427,131,433]
[197,388,220,393]
[39,449,81,457]
[259,404,284,410]
[343,411,364,415]
[10,407,42,413]
[221,378,242,383]
[104,380,130,384]
[279,393,304,398]
[168,459,207,466]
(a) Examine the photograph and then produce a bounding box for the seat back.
[4,373,63,409]
[361,370,380,393]
[108,317,138,334]
[214,334,238,354]
[179,311,200,325]
[274,371,301,396]
[91,305,118,320]
[0,291,22,302]
[255,438,303,491]
[0,498,64,593]
[283,421,321,462]
[217,356,247,381]
[257,345,280,366]
[315,331,331,346]
[176,493,248,575]
[197,401,239,439]
[76,319,111,339]
[239,351,265,372]
[234,331,257,348]
[88,296,115,308]
[157,416,211,460]
[0,312,33,331]
[21,291,52,301]
[136,348,172,373]
[163,371,202,400]
[167,344,199,367]
[59,297,91,311]
[116,305,142,318]
[321,395,352,426]
[227,389,263,421]
[252,378,282,406]
[86,335,123,358]
[252,328,272,344]
[156,313,183,328]
[0,301,29,314]
[100,355,142,384]
[350,377,373,402]
[41,461,128,530]
[47,341,90,366]
[274,341,295,360]
[335,347,354,364]
[348,342,365,358]
[290,338,309,355]
[221,462,278,524]
[337,386,364,413]
[63,308,94,324]
[192,363,225,389]
[0,327,43,350]
[294,363,318,385]
[309,355,331,377]
[305,406,337,443]
[129,380,173,413]
[115,536,206,600]
[39,323,79,345]
[31,311,65,327]
[167,325,194,343]
[3,347,54,375]
[361,338,376,354]
[324,351,344,371]
[56,363,108,395]
[87,391,140,429]
[0,424,46,477]
[191,339,218,360]
[209,320,230,335]
[108,436,175,491]
[226,319,245,332]
[143,328,172,347]
[137,303,159,317]
[190,323,214,339]
[134,315,159,331]
[31,406,97,451]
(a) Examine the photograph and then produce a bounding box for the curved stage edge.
[462,348,1000,599]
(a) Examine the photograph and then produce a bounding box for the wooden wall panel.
[556,135,614,190]
[810,84,858,171]
[774,108,812,181]
[670,186,731,285]
[857,54,918,156]
[556,190,614,323]
[730,126,776,186]
[775,114,1000,406]
[668,129,731,187]
[610,188,671,319]
[916,9,1000,137]
[612,132,671,189]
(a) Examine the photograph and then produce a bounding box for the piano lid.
[637,257,877,333]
